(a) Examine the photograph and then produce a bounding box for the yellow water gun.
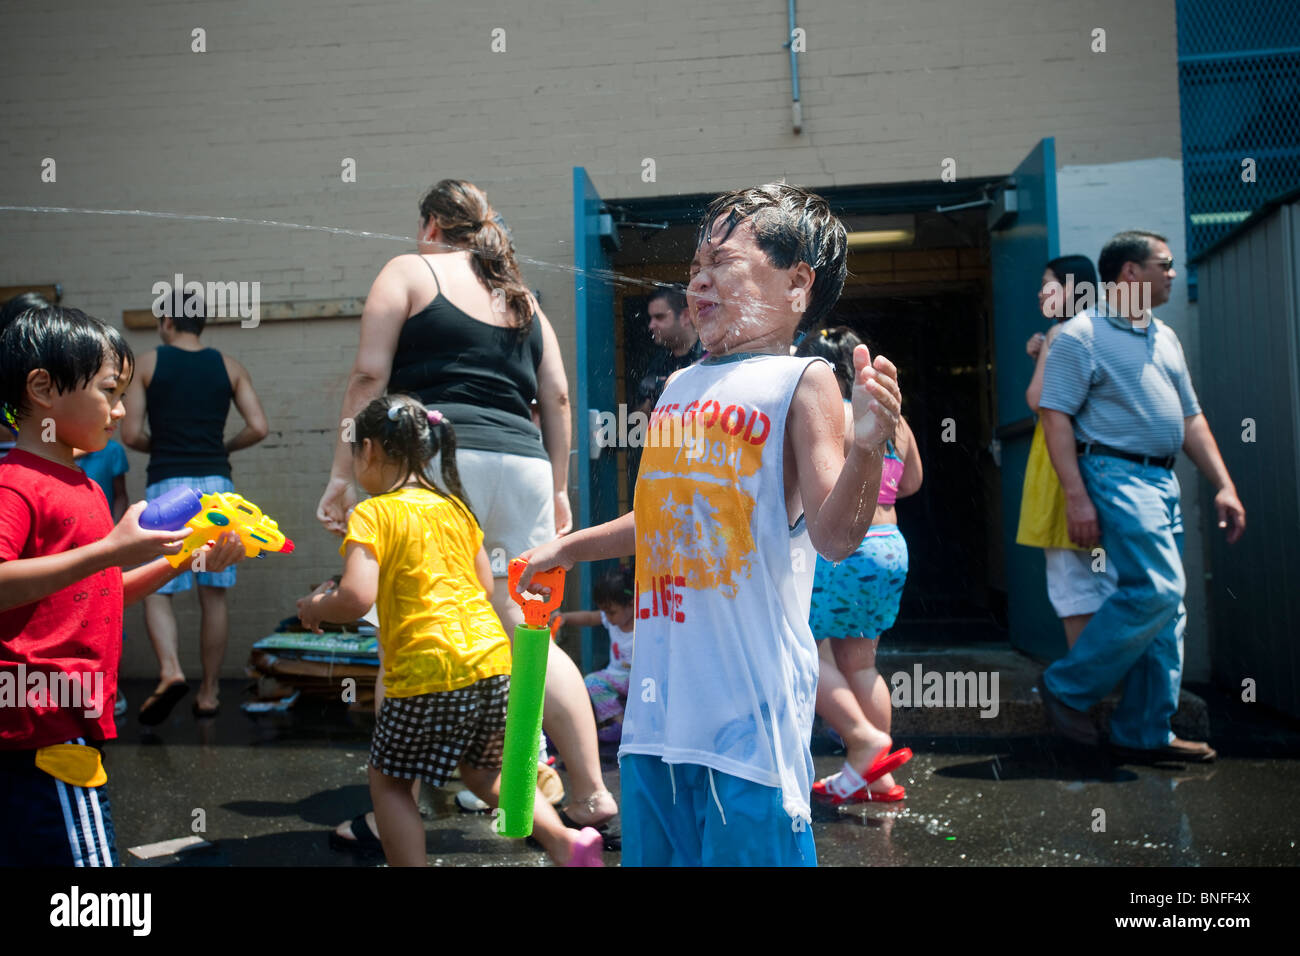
[140,487,295,568]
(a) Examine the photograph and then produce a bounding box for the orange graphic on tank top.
[634,399,771,601]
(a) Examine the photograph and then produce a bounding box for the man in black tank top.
[121,292,270,723]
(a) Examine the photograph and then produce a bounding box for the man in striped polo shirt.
[1037,230,1246,763]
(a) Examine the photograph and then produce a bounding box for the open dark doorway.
[827,286,1005,638]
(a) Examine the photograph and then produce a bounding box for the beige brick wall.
[0,0,1182,677]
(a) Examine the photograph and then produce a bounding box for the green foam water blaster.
[496,558,565,838]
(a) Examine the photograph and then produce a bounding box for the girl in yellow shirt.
[297,395,601,867]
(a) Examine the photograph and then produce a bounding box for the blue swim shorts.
[0,739,119,867]
[145,475,238,594]
[618,753,816,867]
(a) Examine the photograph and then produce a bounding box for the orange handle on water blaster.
[507,558,565,628]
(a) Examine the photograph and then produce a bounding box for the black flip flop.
[191,702,220,719]
[329,813,385,856]
[138,682,190,726]
[556,806,621,851]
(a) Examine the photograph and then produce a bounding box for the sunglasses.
[1144,258,1175,272]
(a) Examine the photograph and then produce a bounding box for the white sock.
[824,761,867,798]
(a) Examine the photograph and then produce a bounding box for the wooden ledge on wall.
[1,284,61,304]
[123,297,365,330]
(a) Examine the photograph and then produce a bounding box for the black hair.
[159,288,206,336]
[0,294,50,433]
[795,324,863,400]
[418,179,533,335]
[0,306,133,424]
[696,183,848,332]
[592,565,635,608]
[351,394,476,525]
[647,284,688,317]
[1097,231,1167,284]
[1044,255,1099,320]
[0,292,52,332]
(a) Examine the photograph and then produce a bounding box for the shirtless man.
[122,291,268,723]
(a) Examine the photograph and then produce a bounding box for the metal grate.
[1177,0,1300,297]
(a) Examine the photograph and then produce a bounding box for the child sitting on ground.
[0,305,244,866]
[558,566,636,744]
[519,183,902,866]
[296,395,601,867]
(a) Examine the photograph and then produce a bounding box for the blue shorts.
[618,754,816,867]
[145,475,238,593]
[809,524,908,640]
[0,740,119,867]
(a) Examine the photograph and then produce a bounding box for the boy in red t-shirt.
[0,305,245,866]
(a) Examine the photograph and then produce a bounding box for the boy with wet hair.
[521,183,901,865]
[0,306,244,866]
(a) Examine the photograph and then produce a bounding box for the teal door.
[989,138,1063,660]
[572,167,621,670]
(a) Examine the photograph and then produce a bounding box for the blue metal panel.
[572,167,620,671]
[1177,0,1300,297]
[990,138,1063,660]
[1196,202,1300,717]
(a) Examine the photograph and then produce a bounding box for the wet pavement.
[109,675,1300,867]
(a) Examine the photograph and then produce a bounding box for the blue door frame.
[572,167,621,670]
[990,138,1065,660]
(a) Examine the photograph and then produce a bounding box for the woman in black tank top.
[317,180,618,840]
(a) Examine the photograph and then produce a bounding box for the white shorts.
[429,448,555,575]
[1044,547,1118,617]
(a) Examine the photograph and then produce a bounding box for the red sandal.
[813,748,912,805]
[865,784,907,802]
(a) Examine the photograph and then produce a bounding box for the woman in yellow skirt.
[1016,256,1117,649]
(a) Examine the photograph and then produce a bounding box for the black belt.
[1077,442,1175,470]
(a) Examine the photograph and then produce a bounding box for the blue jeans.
[1042,455,1185,749]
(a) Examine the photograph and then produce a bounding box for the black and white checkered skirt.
[369,674,510,785]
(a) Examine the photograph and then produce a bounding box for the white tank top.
[599,610,633,669]
[621,353,824,828]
